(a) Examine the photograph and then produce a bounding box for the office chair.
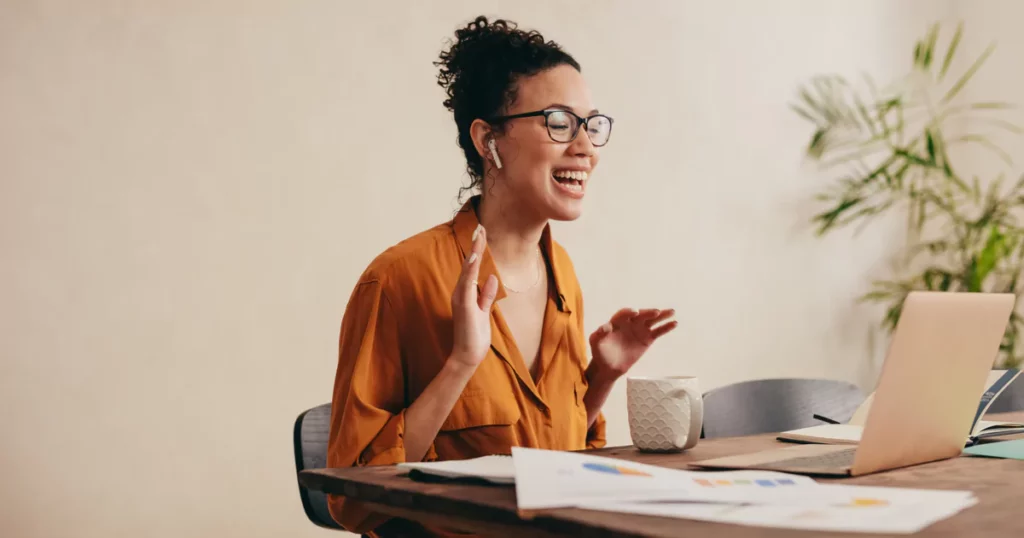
[701,378,865,439]
[294,403,343,530]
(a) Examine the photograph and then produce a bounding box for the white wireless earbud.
[488,139,503,169]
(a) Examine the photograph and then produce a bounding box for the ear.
[469,119,493,161]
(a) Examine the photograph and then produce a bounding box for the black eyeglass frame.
[486,109,614,146]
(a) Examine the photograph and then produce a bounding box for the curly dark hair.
[434,16,580,198]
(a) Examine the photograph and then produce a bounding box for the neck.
[477,194,546,267]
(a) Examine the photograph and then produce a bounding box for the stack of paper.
[511,447,977,534]
[399,455,514,484]
[511,446,818,510]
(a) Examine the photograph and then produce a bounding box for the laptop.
[691,291,1015,477]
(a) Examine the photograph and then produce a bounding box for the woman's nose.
[569,126,597,157]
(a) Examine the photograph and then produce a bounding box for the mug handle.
[668,386,704,449]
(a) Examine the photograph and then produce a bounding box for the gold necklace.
[503,247,544,294]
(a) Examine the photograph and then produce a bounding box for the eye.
[547,111,573,131]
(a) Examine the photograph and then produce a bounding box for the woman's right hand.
[449,224,500,368]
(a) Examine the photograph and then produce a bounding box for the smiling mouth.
[552,169,588,192]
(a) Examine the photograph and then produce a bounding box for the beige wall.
[957,1,1024,183]
[10,1,1015,537]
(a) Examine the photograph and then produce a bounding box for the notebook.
[777,369,1024,447]
[397,455,514,484]
[963,438,1024,460]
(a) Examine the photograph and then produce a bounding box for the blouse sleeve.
[577,290,607,449]
[325,279,438,533]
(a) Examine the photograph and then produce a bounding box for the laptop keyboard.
[763,447,857,470]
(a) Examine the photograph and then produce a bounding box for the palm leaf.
[948,134,1014,166]
[939,22,963,80]
[799,23,1024,353]
[972,117,1024,134]
[922,23,939,69]
[941,43,995,105]
[791,103,819,124]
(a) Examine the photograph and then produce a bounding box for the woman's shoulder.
[357,220,457,289]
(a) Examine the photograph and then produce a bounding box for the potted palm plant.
[794,22,1024,368]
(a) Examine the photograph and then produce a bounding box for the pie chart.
[581,462,652,477]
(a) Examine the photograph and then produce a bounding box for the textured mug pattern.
[627,377,703,452]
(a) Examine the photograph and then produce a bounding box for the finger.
[609,308,640,326]
[477,275,499,312]
[650,320,679,340]
[456,225,486,303]
[632,308,662,322]
[589,322,613,346]
[644,309,676,327]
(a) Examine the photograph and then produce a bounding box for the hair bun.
[436,16,551,114]
[434,15,579,195]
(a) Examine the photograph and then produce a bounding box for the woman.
[326,16,677,537]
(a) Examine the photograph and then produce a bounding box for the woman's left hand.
[589,308,677,379]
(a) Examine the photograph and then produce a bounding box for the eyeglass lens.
[546,110,612,146]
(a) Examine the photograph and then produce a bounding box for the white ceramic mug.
[626,376,704,452]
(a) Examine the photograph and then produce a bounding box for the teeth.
[553,170,589,181]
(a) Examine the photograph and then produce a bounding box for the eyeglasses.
[487,109,614,147]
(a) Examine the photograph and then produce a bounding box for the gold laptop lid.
[851,291,1014,475]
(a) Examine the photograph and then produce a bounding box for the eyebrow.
[547,103,600,116]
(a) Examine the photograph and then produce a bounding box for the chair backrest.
[987,370,1024,413]
[701,378,865,439]
[293,403,343,530]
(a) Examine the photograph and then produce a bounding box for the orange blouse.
[326,196,606,536]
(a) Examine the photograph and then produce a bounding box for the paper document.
[970,420,1024,440]
[512,448,976,533]
[511,447,818,510]
[398,455,514,484]
[778,424,863,444]
[579,484,977,534]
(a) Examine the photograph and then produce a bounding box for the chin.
[546,198,584,222]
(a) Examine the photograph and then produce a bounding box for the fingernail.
[472,224,484,242]
[468,253,478,265]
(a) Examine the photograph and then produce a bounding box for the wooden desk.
[300,412,1024,537]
